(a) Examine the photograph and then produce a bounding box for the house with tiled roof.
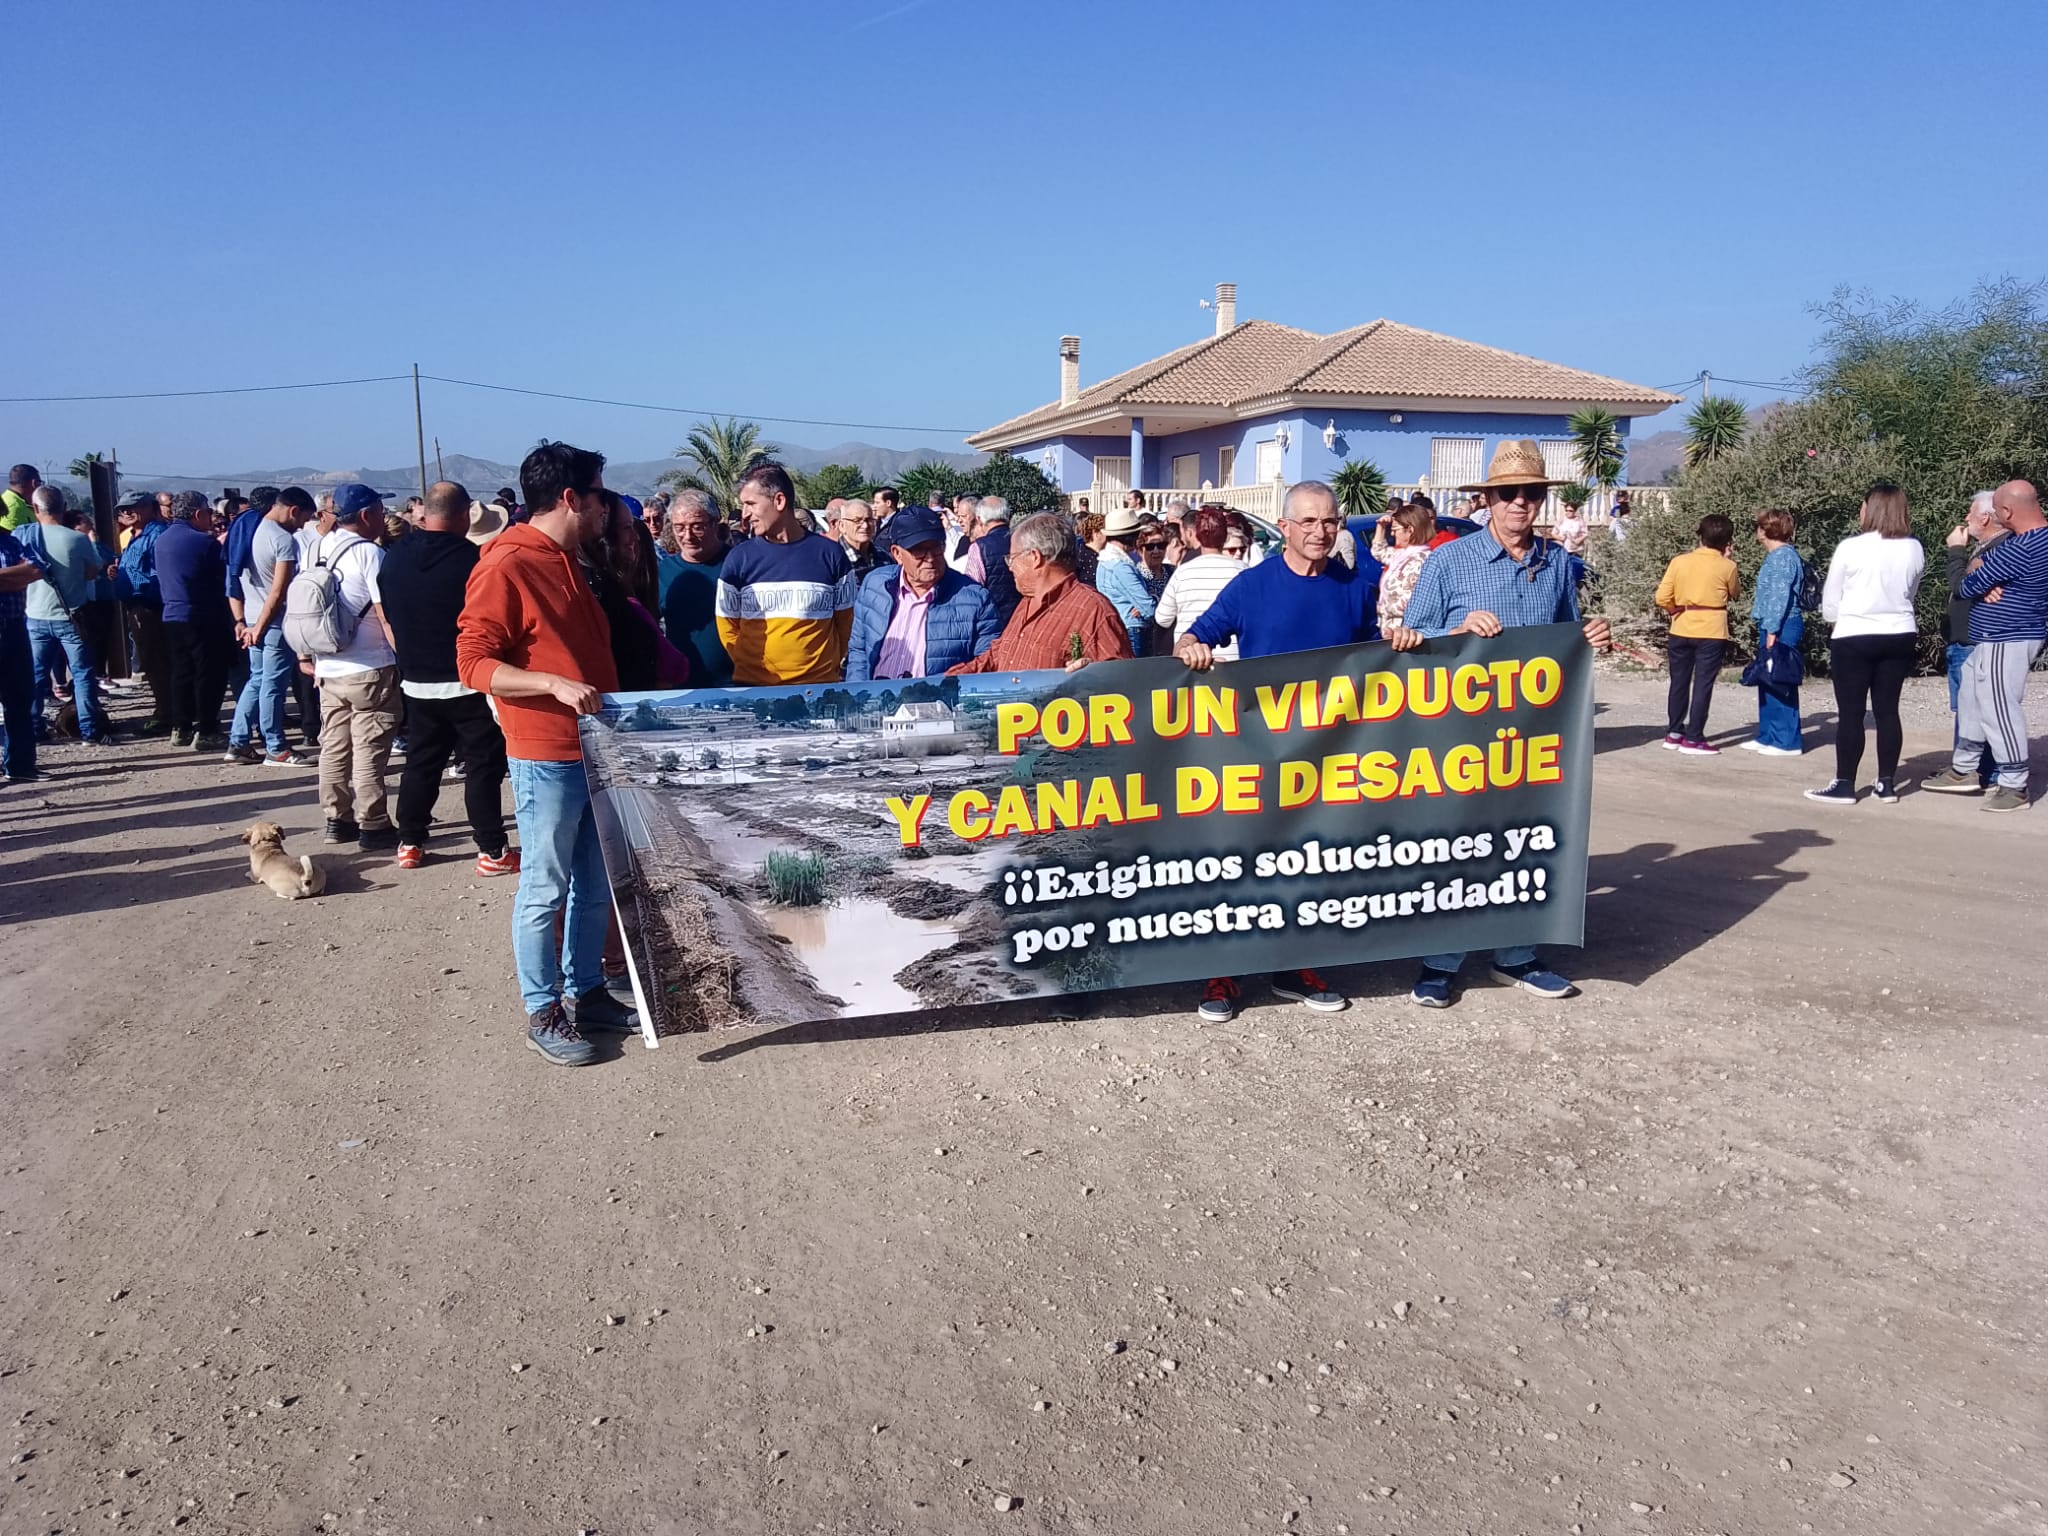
[968,283,1681,520]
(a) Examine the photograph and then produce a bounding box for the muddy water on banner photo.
[763,898,963,1014]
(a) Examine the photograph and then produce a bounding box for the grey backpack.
[283,534,370,657]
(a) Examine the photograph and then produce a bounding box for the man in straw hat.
[1386,438,1611,1011]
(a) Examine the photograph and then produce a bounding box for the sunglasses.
[1498,484,1549,504]
[1139,541,1167,551]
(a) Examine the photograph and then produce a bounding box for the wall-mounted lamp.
[1274,425,1292,451]
[1322,419,1339,452]
[1388,412,1404,425]
[1039,447,1059,478]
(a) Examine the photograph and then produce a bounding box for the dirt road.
[3,673,2044,1536]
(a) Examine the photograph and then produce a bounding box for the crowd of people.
[1639,478,2048,813]
[2,442,2041,1068]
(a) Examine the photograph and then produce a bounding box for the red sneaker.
[1270,969,1347,1012]
[395,843,424,869]
[475,849,520,877]
[1196,976,1240,1023]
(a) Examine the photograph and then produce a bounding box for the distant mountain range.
[66,441,984,501]
[1627,401,1785,486]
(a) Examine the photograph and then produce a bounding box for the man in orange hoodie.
[457,441,632,1067]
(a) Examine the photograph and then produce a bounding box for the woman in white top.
[1806,483,1924,806]
[1155,507,1246,660]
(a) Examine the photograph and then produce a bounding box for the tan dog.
[239,821,326,900]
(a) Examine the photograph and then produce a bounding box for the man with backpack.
[289,482,400,847]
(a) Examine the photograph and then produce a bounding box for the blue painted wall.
[1011,409,1641,492]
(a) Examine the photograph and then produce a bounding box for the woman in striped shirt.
[1154,507,1246,660]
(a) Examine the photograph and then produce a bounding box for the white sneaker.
[1738,739,1764,752]
[1754,744,1804,757]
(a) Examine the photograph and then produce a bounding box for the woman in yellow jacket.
[1654,514,1741,754]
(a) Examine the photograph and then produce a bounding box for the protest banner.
[580,624,1593,1041]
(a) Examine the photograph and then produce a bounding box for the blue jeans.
[26,616,109,741]
[1946,642,1996,783]
[0,622,34,778]
[230,628,296,753]
[1422,946,1538,976]
[509,757,608,1017]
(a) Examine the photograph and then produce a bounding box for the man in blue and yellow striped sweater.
[715,462,856,684]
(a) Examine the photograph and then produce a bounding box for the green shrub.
[763,850,827,906]
[1594,397,1904,668]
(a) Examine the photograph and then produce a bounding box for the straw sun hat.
[1459,438,1561,493]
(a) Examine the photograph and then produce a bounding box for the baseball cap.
[333,482,385,519]
[116,491,153,511]
[890,507,945,549]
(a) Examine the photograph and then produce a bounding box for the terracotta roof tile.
[1251,320,1678,406]
[969,317,1678,447]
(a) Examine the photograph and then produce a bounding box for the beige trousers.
[317,666,399,829]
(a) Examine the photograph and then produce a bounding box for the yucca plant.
[1329,458,1388,519]
[658,417,779,512]
[895,460,966,510]
[1567,407,1625,487]
[1558,482,1593,510]
[1684,397,1749,469]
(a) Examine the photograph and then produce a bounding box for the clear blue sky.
[9,0,2043,477]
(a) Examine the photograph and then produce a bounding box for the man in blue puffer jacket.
[844,507,1000,681]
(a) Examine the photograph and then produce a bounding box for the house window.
[1171,454,1200,491]
[1093,456,1131,495]
[1429,438,1484,492]
[1539,441,1580,485]
[1218,445,1237,485]
[1254,439,1282,483]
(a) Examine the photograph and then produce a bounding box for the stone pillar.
[1130,416,1145,497]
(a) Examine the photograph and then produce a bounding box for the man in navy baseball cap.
[841,504,999,681]
[311,482,400,848]
[333,483,385,520]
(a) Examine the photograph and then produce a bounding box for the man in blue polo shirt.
[1175,479,1375,1023]
[1386,440,1611,1010]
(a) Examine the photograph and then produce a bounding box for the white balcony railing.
[1066,480,1667,530]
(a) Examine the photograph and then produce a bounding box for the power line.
[1713,375,1807,394]
[419,373,976,436]
[0,374,411,404]
[2,368,980,437]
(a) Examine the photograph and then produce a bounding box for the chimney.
[1059,335,1081,407]
[1214,282,1237,335]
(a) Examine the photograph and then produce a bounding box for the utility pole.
[413,364,428,500]
[433,436,444,482]
[1699,369,1712,400]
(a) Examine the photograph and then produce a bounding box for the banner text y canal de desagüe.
[881,656,1570,848]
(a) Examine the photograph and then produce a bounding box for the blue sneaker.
[1490,960,1574,999]
[1410,968,1455,1009]
[526,1003,597,1066]
[571,985,640,1036]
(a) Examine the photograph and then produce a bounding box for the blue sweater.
[154,522,230,624]
[1185,554,1378,659]
[844,567,1000,681]
[1961,525,2048,643]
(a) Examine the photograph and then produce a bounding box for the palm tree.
[1566,407,1625,487]
[66,451,103,481]
[1329,458,1388,519]
[1683,397,1749,469]
[657,417,778,511]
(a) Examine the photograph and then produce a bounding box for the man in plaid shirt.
[946,513,1129,675]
